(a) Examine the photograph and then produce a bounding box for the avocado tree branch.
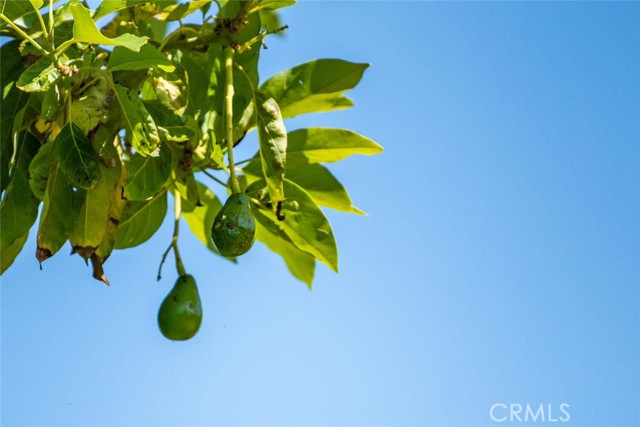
[224,46,241,194]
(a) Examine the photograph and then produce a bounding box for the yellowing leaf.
[255,92,287,209]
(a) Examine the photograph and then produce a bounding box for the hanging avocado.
[211,193,256,257]
[158,274,203,341]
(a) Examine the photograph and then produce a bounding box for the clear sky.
[2,2,639,426]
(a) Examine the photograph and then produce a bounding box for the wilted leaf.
[69,129,122,254]
[36,162,87,261]
[255,92,286,209]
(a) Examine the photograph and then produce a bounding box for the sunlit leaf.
[256,0,296,11]
[260,59,369,118]
[253,210,315,287]
[94,0,155,20]
[181,182,228,258]
[287,128,383,163]
[71,3,148,51]
[248,179,338,272]
[154,0,210,21]
[285,160,364,215]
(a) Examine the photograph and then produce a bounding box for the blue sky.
[2,2,639,426]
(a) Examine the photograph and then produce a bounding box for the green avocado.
[211,192,256,257]
[158,274,203,341]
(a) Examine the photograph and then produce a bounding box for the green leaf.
[36,162,86,262]
[1,40,29,194]
[123,142,172,200]
[260,59,369,119]
[255,92,287,208]
[107,44,174,72]
[248,179,338,272]
[28,142,54,200]
[70,3,148,51]
[253,210,315,287]
[1,231,28,275]
[181,182,227,257]
[69,133,122,254]
[0,1,33,21]
[174,169,200,206]
[256,0,296,11]
[94,0,156,20]
[41,83,63,120]
[114,85,160,156]
[0,132,41,252]
[30,0,44,10]
[16,57,60,92]
[155,0,211,21]
[55,122,102,189]
[285,160,364,215]
[287,128,383,163]
[114,191,167,249]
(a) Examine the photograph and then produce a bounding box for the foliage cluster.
[0,0,382,299]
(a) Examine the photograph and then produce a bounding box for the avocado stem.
[224,46,241,194]
[172,194,187,277]
[158,192,188,281]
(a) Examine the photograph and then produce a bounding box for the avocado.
[211,192,256,257]
[158,274,202,341]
